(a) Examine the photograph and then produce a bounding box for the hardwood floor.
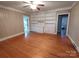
[0,32,79,58]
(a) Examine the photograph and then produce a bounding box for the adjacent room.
[0,1,79,58]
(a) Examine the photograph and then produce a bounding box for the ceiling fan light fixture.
[23,1,44,11]
[30,5,37,9]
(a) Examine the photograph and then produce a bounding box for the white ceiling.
[0,1,74,13]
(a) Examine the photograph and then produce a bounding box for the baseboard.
[0,32,24,41]
[67,34,79,53]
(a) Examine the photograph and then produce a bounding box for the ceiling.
[0,1,74,13]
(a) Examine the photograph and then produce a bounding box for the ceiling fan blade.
[23,4,31,6]
[37,7,40,10]
[38,4,44,6]
[23,1,31,4]
[23,1,29,3]
[23,4,31,8]
[23,5,29,7]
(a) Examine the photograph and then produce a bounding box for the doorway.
[57,14,68,37]
[23,16,29,37]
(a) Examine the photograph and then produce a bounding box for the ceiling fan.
[23,1,45,11]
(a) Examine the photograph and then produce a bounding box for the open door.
[57,14,68,37]
[23,16,29,37]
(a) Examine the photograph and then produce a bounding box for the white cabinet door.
[31,22,56,34]
[44,23,56,34]
[31,23,44,33]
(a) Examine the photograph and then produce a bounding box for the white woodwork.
[44,23,56,34]
[30,10,57,34]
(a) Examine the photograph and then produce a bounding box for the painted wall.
[0,8,28,39]
[68,3,79,48]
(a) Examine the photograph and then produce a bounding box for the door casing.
[56,12,70,36]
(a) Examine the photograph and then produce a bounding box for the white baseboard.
[0,32,24,41]
[67,34,79,53]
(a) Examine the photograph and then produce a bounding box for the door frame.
[23,15,30,36]
[56,12,70,36]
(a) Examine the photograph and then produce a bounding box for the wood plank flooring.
[0,32,79,58]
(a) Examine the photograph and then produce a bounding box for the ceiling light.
[30,5,37,9]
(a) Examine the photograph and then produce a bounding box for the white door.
[34,23,44,33]
[44,21,56,34]
[31,20,56,34]
[31,22,44,33]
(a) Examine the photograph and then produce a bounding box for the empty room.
[0,0,79,58]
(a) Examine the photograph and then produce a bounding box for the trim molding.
[71,2,78,9]
[56,12,70,35]
[56,7,72,11]
[0,5,26,14]
[67,34,79,53]
[0,32,24,41]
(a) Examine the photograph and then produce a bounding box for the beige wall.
[0,8,28,38]
[68,3,79,47]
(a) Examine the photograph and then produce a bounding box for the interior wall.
[68,3,79,48]
[30,10,57,34]
[0,8,27,39]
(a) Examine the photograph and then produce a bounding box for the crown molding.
[32,6,72,14]
[53,2,78,11]
[0,5,26,14]
[71,1,78,9]
[55,7,72,11]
